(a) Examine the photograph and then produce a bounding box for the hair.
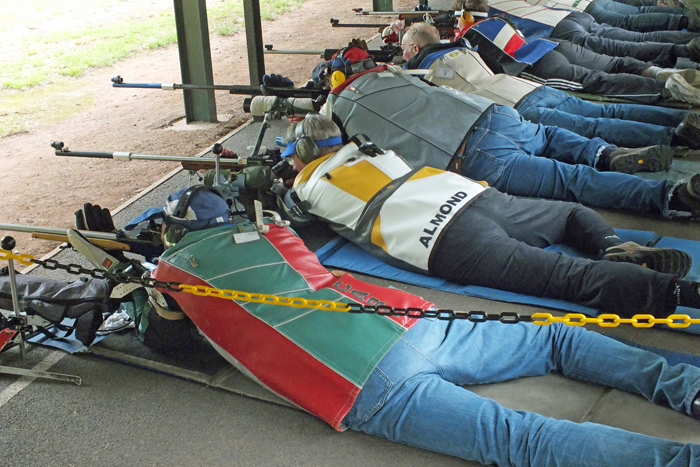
[404,23,441,48]
[282,114,344,159]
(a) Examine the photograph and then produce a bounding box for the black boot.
[602,241,692,278]
[669,173,700,218]
[598,146,673,174]
[692,392,700,419]
[673,113,700,149]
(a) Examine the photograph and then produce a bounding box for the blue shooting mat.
[27,318,106,353]
[315,229,700,335]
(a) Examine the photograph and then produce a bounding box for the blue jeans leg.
[516,87,683,147]
[460,106,674,214]
[344,319,700,467]
[586,0,683,32]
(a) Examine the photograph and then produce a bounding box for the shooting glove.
[75,203,116,232]
[262,74,294,88]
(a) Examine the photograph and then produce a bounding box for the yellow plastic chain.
[178,284,352,312]
[531,312,700,328]
[0,249,36,266]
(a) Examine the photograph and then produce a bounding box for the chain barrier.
[3,248,700,328]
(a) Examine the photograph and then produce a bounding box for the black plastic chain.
[24,255,699,328]
[29,257,184,293]
[345,303,532,323]
[27,257,534,322]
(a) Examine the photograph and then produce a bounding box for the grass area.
[0,0,305,137]
[0,84,95,137]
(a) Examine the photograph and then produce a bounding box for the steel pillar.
[173,0,218,123]
[373,0,394,11]
[243,0,266,85]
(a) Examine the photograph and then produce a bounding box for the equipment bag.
[119,288,203,352]
[0,271,111,346]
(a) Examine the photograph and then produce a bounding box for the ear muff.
[171,185,220,218]
[163,221,189,247]
[294,122,320,164]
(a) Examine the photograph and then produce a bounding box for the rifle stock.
[0,223,154,249]
[31,233,132,251]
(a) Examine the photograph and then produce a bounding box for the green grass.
[0,83,94,136]
[1,0,305,90]
[0,0,306,137]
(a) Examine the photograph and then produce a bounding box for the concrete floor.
[1,116,700,466]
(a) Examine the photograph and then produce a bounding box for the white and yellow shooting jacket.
[293,143,487,273]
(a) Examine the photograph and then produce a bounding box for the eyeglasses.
[401,43,416,51]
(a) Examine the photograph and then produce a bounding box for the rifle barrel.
[112,81,323,97]
[330,21,388,28]
[54,149,252,171]
[355,10,455,15]
[264,49,324,55]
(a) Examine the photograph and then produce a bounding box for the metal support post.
[243,0,266,85]
[373,0,394,12]
[173,0,218,123]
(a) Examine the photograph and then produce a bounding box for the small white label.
[377,71,393,78]
[233,231,260,244]
[435,68,454,80]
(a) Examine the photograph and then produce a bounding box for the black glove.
[75,203,116,232]
[262,74,294,88]
[348,38,368,50]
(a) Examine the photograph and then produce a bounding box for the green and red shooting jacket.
[154,223,434,430]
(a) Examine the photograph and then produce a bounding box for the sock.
[601,235,623,252]
[596,146,617,171]
[643,66,662,78]
[669,279,700,309]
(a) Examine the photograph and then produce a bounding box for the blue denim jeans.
[459,105,676,216]
[551,12,697,67]
[344,319,700,467]
[585,0,685,32]
[516,86,689,148]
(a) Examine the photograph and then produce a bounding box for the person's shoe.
[66,229,121,272]
[692,392,700,419]
[606,146,673,174]
[656,68,700,87]
[665,73,700,105]
[686,37,700,63]
[668,0,700,17]
[671,173,700,218]
[603,241,692,278]
[674,113,700,149]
